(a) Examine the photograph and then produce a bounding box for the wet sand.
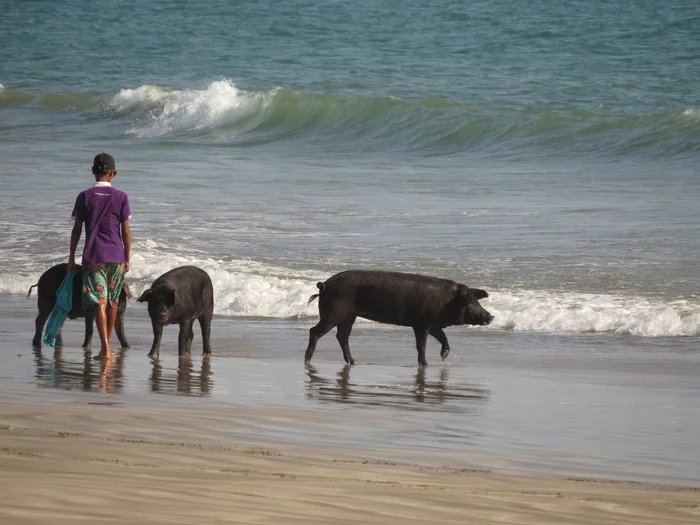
[1,400,699,525]
[1,294,699,522]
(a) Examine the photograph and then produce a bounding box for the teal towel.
[43,270,74,347]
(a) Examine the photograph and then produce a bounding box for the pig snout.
[156,310,170,324]
[466,304,494,326]
[149,304,170,324]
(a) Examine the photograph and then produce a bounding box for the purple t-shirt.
[71,183,131,264]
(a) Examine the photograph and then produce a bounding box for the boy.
[68,153,132,359]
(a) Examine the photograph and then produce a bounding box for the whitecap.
[111,80,272,138]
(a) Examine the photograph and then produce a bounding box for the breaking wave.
[2,80,699,159]
[4,239,699,338]
[107,80,700,159]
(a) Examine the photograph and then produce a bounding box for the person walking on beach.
[68,153,132,359]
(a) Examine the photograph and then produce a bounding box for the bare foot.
[94,348,117,360]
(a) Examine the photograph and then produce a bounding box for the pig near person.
[28,263,131,349]
[137,266,214,359]
[305,270,493,367]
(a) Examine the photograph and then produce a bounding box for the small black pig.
[305,270,493,367]
[28,263,130,349]
[137,266,214,359]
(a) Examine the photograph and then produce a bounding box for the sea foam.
[111,80,272,138]
[487,290,700,338]
[6,239,699,338]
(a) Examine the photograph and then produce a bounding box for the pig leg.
[184,319,195,354]
[199,315,211,356]
[413,325,430,367]
[82,313,94,348]
[33,308,50,347]
[199,314,212,356]
[305,316,339,364]
[114,311,130,348]
[429,327,450,360]
[336,317,357,365]
[177,320,192,357]
[147,321,163,359]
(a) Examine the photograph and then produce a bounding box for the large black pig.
[28,263,130,349]
[305,270,493,367]
[137,266,214,359]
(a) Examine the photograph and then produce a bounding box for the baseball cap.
[92,153,116,175]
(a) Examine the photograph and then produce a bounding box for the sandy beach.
[1,294,699,523]
[2,401,699,525]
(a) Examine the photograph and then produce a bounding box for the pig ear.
[137,288,152,303]
[455,284,470,304]
[470,288,489,300]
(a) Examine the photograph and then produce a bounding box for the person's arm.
[68,221,82,271]
[121,219,131,273]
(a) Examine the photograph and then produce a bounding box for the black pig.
[305,270,493,367]
[28,263,130,349]
[137,266,214,359]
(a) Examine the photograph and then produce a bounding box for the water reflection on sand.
[32,348,213,397]
[305,364,489,411]
[21,344,700,486]
[149,358,213,396]
[31,346,491,413]
[33,347,127,394]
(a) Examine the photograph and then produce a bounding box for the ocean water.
[1,0,699,337]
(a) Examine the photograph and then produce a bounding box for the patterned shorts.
[82,263,126,309]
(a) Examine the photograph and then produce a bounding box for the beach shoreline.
[2,292,699,522]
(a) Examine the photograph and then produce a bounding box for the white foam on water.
[110,80,273,138]
[111,84,172,110]
[4,239,699,336]
[127,239,320,319]
[487,290,700,337]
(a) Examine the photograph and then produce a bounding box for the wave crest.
[108,80,700,158]
[3,80,699,158]
[112,80,273,138]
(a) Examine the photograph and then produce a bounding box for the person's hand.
[67,258,76,272]
[124,261,130,273]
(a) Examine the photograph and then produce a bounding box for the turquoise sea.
[1,0,699,483]
[2,0,699,331]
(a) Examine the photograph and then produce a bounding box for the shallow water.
[3,295,699,486]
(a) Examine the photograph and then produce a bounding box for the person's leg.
[95,262,126,358]
[84,263,113,359]
[106,305,117,342]
[93,301,114,358]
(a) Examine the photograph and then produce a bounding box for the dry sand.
[1,401,698,525]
